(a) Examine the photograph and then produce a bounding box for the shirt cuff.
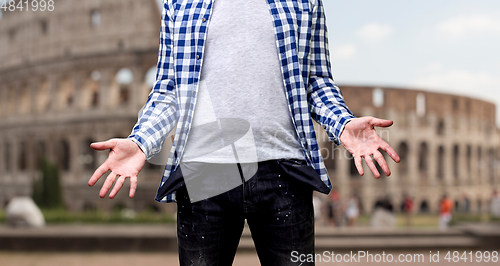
[330,114,355,145]
[127,134,150,160]
[336,116,354,146]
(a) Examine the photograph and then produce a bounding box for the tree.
[32,158,64,209]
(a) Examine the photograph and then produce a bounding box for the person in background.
[402,193,414,227]
[345,194,360,227]
[329,189,342,227]
[439,194,454,230]
[490,190,500,218]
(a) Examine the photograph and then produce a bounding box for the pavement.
[1,224,499,266]
[0,223,499,252]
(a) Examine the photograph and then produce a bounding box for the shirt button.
[196,55,200,60]
[202,17,207,22]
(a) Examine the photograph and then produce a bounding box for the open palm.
[340,117,400,178]
[88,139,146,198]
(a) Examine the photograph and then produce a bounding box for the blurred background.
[0,0,499,265]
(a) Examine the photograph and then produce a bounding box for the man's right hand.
[88,139,146,199]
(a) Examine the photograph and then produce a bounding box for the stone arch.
[18,83,30,114]
[437,119,445,136]
[4,142,10,172]
[419,200,429,213]
[82,70,101,109]
[453,144,460,180]
[18,141,28,171]
[452,97,459,111]
[7,87,15,115]
[488,148,495,184]
[418,142,428,174]
[477,146,483,176]
[40,19,49,36]
[56,139,71,171]
[34,141,46,171]
[466,145,472,175]
[91,9,101,28]
[82,138,97,171]
[36,78,50,112]
[437,146,445,179]
[115,67,134,106]
[398,142,409,176]
[57,75,74,109]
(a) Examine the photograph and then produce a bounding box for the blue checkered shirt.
[128,0,355,203]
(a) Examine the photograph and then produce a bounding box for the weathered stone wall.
[0,0,172,212]
[316,86,499,213]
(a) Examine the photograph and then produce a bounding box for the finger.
[109,175,126,199]
[90,139,117,151]
[88,163,110,186]
[370,118,393,128]
[354,156,364,176]
[129,176,138,198]
[381,142,401,163]
[364,155,381,178]
[100,172,118,198]
[373,150,391,176]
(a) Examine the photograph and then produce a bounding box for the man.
[402,193,414,227]
[88,0,400,265]
[490,190,500,218]
[439,194,454,230]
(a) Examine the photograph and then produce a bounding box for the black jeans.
[176,159,315,266]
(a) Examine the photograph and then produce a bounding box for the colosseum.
[0,0,499,214]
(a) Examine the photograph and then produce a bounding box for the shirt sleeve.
[307,0,355,145]
[128,1,178,160]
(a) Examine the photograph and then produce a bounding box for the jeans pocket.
[277,159,330,194]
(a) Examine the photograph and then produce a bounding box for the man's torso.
[181,0,305,164]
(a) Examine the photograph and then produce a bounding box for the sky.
[322,0,500,125]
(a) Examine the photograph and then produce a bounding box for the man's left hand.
[339,117,400,178]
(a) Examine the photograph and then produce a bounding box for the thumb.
[90,139,117,151]
[370,118,393,128]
